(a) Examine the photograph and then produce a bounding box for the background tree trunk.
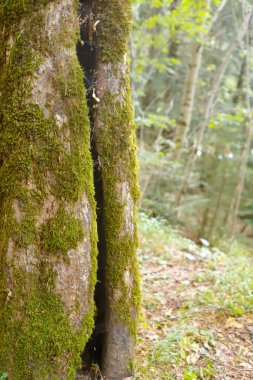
[175,9,252,213]
[173,42,204,160]
[227,29,253,236]
[173,0,228,161]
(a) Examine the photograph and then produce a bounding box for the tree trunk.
[93,1,140,378]
[227,29,253,236]
[175,9,252,213]
[232,56,246,105]
[0,1,97,378]
[173,43,204,159]
[173,0,228,160]
[0,1,140,379]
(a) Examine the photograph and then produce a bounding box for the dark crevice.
[76,0,106,374]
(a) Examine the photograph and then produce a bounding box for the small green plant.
[136,213,253,380]
[150,324,215,378]
[183,370,197,380]
[194,249,253,316]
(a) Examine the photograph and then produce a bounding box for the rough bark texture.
[0,1,97,379]
[93,1,141,379]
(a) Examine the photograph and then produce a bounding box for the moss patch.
[1,0,52,24]
[1,268,94,380]
[92,0,140,343]
[96,0,132,63]
[41,207,84,257]
[54,57,95,203]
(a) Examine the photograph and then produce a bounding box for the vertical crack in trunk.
[76,0,106,373]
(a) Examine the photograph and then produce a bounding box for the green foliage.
[132,0,212,83]
[193,243,253,316]
[151,324,213,366]
[139,212,192,252]
[134,0,211,39]
[208,111,246,129]
[132,0,253,242]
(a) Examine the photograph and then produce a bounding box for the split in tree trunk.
[0,1,140,379]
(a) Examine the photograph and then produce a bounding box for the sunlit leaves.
[209,112,246,129]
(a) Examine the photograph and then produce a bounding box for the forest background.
[132,2,253,378]
[131,0,253,244]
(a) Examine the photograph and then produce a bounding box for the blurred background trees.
[131,0,253,244]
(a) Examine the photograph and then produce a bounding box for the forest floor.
[135,214,253,380]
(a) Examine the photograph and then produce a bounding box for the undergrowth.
[136,213,253,380]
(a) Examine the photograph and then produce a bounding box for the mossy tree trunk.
[0,1,140,379]
[0,1,98,379]
[94,2,140,378]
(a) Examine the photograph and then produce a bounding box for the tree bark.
[232,57,246,105]
[0,1,140,379]
[0,1,97,379]
[93,1,140,379]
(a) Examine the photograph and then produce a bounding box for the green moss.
[41,207,84,257]
[54,57,95,204]
[1,0,52,24]
[0,1,98,378]
[96,76,141,335]
[1,268,94,380]
[13,216,38,247]
[96,0,132,63]
[0,34,60,199]
[94,0,141,332]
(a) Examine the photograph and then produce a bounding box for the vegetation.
[132,2,253,379]
[132,0,253,243]
[1,0,253,378]
[135,214,253,379]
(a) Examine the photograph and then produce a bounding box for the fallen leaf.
[187,352,200,365]
[225,318,244,329]
[184,253,196,261]
[239,362,252,370]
